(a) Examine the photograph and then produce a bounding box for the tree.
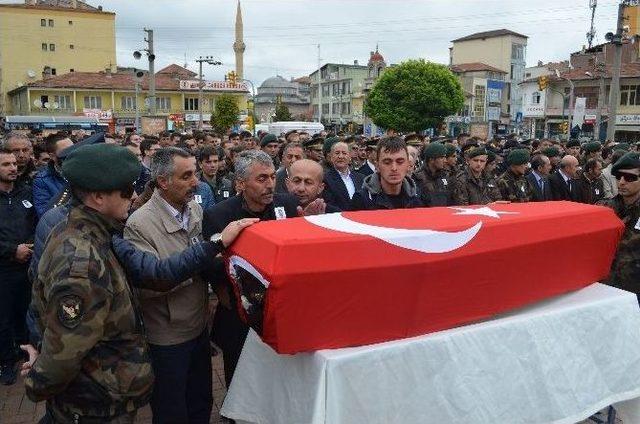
[365,59,464,133]
[211,94,240,132]
[274,95,293,121]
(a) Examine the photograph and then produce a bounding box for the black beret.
[506,148,530,166]
[260,133,278,147]
[423,143,447,159]
[323,136,341,156]
[612,152,640,173]
[467,147,488,159]
[62,144,140,191]
[303,138,323,148]
[583,141,602,153]
[566,139,581,148]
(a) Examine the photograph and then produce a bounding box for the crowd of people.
[0,125,639,423]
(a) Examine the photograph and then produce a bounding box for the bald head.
[560,155,579,178]
[287,159,325,206]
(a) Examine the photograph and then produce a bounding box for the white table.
[221,284,640,424]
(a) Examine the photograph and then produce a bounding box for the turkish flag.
[226,202,624,354]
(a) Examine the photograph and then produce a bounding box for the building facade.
[8,64,249,133]
[450,29,528,130]
[254,75,310,122]
[0,0,116,116]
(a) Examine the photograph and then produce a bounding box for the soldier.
[575,158,605,204]
[496,149,534,203]
[541,147,562,174]
[453,147,502,205]
[25,144,153,423]
[582,141,603,164]
[303,137,324,163]
[414,143,455,207]
[444,143,459,177]
[600,152,640,295]
[565,139,581,158]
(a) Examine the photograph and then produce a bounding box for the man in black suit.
[548,155,579,201]
[322,139,365,211]
[526,154,553,201]
[355,139,377,177]
[202,150,324,390]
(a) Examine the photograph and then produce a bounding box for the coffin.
[225,202,624,354]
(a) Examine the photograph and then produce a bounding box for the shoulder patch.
[58,295,83,328]
[68,238,92,278]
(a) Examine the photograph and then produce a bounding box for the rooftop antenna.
[587,0,598,49]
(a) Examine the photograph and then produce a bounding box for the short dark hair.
[376,136,407,158]
[229,132,240,139]
[456,133,470,142]
[170,132,182,140]
[140,138,159,157]
[159,130,171,138]
[610,149,626,165]
[43,132,71,154]
[33,144,48,159]
[584,158,602,173]
[122,140,138,148]
[150,147,192,181]
[0,146,13,156]
[198,145,224,162]
[530,154,548,172]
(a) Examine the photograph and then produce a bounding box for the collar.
[559,169,571,183]
[336,168,351,178]
[531,170,543,182]
[69,204,124,236]
[240,195,272,219]
[150,189,193,233]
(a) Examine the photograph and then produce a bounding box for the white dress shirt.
[337,169,356,199]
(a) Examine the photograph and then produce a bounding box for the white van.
[268,121,324,136]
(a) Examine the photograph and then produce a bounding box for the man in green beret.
[303,137,324,163]
[541,147,562,174]
[444,143,459,177]
[496,149,534,202]
[582,141,602,164]
[453,147,503,205]
[599,152,640,295]
[565,139,581,158]
[574,158,605,204]
[414,143,456,206]
[25,144,153,423]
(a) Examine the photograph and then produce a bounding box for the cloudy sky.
[4,0,622,85]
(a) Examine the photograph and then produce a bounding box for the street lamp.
[134,28,156,115]
[555,69,575,139]
[195,56,222,130]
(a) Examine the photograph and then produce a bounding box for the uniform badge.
[194,194,203,204]
[441,178,448,186]
[22,200,33,208]
[635,217,640,231]
[58,295,83,329]
[274,206,287,220]
[191,236,201,245]
[595,189,600,195]
[223,191,230,198]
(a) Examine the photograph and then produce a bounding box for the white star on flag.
[450,206,519,219]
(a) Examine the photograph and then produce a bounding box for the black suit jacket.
[322,167,365,211]
[355,162,375,177]
[526,172,552,202]
[548,171,576,201]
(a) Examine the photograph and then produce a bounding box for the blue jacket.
[32,163,66,218]
[194,181,216,211]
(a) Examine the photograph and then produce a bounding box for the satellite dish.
[52,102,59,109]
[27,70,36,78]
[44,102,50,109]
[33,99,42,108]
[133,51,142,60]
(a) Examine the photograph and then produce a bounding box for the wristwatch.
[210,233,225,250]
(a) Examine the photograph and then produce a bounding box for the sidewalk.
[0,353,228,424]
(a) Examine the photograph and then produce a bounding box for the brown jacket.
[124,189,208,346]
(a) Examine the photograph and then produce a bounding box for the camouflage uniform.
[413,166,456,207]
[496,170,534,202]
[26,204,153,423]
[601,195,640,294]
[453,168,502,205]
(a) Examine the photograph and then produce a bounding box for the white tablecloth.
[221,284,640,424]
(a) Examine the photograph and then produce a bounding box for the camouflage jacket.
[413,166,456,207]
[601,195,640,294]
[496,170,533,203]
[26,205,153,420]
[453,168,502,206]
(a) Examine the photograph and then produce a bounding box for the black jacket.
[351,173,423,211]
[0,183,36,271]
[526,172,552,202]
[322,167,365,211]
[274,167,289,194]
[355,162,375,177]
[548,170,577,201]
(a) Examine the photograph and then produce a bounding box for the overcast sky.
[5,0,622,85]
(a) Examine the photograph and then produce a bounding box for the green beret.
[583,141,602,153]
[260,133,278,147]
[487,150,497,163]
[566,139,581,148]
[506,148,530,166]
[467,147,488,159]
[445,143,457,157]
[423,143,447,159]
[323,136,340,156]
[612,152,640,173]
[541,147,561,158]
[614,142,630,152]
[303,138,323,149]
[62,144,140,191]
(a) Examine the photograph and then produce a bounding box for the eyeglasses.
[613,172,640,182]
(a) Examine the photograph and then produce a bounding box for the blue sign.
[516,112,523,123]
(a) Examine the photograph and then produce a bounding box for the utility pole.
[317,44,322,123]
[195,56,222,130]
[606,2,627,142]
[144,28,156,115]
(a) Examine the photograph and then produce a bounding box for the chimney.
[354,60,359,65]
[71,0,77,8]
[105,67,112,77]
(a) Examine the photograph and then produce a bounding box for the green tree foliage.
[365,60,464,132]
[274,96,293,121]
[211,94,240,132]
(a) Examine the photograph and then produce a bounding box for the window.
[321,68,328,79]
[49,44,55,51]
[40,19,46,26]
[620,85,640,106]
[341,81,351,94]
[121,96,136,110]
[50,68,56,75]
[511,44,525,61]
[68,20,73,25]
[473,85,486,118]
[322,103,329,115]
[322,84,330,96]
[54,95,71,109]
[84,96,102,109]
[42,43,47,51]
[156,97,171,110]
[70,68,74,72]
[341,102,351,115]
[69,44,74,49]
[332,83,339,96]
[532,92,541,104]
[40,95,49,106]
[48,19,54,27]
[184,98,199,111]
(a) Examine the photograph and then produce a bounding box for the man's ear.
[236,179,245,193]
[317,182,325,195]
[156,175,169,191]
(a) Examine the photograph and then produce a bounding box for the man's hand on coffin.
[221,218,260,247]
[297,198,326,216]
